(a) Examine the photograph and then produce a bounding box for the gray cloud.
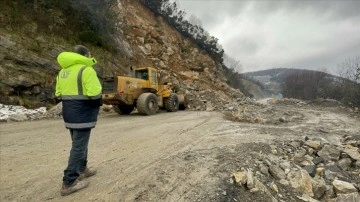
[229,37,260,55]
[180,0,360,20]
[178,0,360,73]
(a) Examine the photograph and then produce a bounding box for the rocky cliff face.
[0,0,244,109]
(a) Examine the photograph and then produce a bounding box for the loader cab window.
[135,70,148,80]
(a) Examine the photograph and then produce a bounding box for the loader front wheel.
[137,93,158,115]
[164,93,179,112]
[114,104,134,115]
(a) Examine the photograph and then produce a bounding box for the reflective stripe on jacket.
[55,52,102,129]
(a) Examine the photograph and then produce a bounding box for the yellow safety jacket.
[55,52,102,129]
[56,52,101,99]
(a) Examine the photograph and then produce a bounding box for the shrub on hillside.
[140,0,223,63]
[1,0,117,50]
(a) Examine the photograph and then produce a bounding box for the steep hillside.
[0,0,244,109]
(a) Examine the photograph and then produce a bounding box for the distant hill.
[240,68,359,107]
[244,68,341,84]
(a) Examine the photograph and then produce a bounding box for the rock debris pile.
[231,136,360,202]
[225,98,305,124]
[225,98,358,124]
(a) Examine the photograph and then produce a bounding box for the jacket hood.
[57,52,97,69]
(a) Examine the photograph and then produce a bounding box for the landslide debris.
[227,135,360,202]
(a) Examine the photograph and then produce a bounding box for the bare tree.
[188,14,202,27]
[338,56,360,83]
[223,54,242,73]
[282,71,327,100]
[336,56,360,106]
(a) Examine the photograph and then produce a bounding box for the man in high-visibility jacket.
[55,45,102,196]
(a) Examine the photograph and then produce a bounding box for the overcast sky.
[177,0,360,74]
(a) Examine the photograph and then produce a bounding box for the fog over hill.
[245,68,341,84]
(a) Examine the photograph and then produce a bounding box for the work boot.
[78,167,97,181]
[60,179,89,196]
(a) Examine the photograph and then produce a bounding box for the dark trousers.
[63,128,91,185]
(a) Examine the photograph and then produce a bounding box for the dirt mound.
[224,98,305,124]
[309,99,344,107]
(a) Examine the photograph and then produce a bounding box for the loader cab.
[134,67,158,90]
[135,69,149,80]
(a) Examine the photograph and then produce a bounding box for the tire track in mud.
[93,112,220,201]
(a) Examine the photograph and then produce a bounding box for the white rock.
[9,114,28,122]
[305,140,322,150]
[232,171,247,185]
[288,170,314,197]
[296,194,320,202]
[342,145,360,161]
[246,169,255,189]
[332,179,357,194]
[336,193,360,202]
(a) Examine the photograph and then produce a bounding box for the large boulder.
[332,179,357,195]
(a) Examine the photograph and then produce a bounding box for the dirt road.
[1,105,359,201]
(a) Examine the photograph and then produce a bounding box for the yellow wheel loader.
[102,67,184,115]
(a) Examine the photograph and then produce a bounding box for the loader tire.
[137,93,158,115]
[164,93,179,112]
[114,104,134,115]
